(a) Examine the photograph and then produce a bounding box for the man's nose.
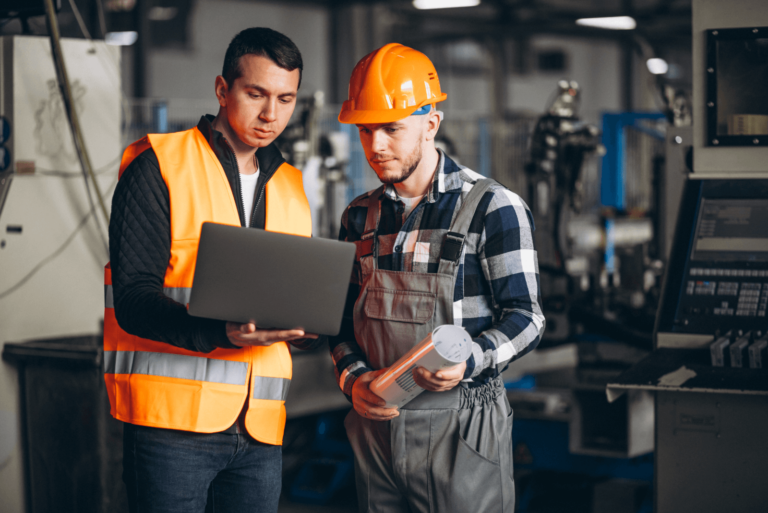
[260,98,277,123]
[370,130,388,153]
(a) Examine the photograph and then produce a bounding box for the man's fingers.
[362,370,390,406]
[259,329,304,340]
[352,369,392,413]
[361,388,387,407]
[354,376,387,407]
[413,369,446,391]
[413,367,462,392]
[434,368,462,380]
[355,402,399,420]
[368,409,399,421]
[358,373,377,383]
[417,365,465,382]
[356,395,392,412]
[240,323,257,334]
[414,367,450,383]
[228,327,307,346]
[369,368,390,379]
[351,369,399,420]
[357,368,386,384]
[267,329,306,341]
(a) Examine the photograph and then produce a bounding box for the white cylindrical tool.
[369,325,473,408]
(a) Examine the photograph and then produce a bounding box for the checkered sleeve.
[464,186,546,380]
[328,202,373,397]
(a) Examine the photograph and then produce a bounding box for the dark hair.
[222,28,303,88]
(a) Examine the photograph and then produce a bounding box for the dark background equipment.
[2,335,127,513]
[607,3,768,511]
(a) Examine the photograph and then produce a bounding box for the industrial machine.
[526,81,676,347]
[607,1,768,511]
[510,57,702,508]
[505,81,668,513]
[608,177,768,513]
[526,80,606,343]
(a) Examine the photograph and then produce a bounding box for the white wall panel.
[0,36,120,513]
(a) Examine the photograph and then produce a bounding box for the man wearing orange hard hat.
[329,43,545,512]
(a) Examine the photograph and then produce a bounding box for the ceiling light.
[576,16,636,30]
[413,0,481,10]
[646,58,669,75]
[105,31,138,46]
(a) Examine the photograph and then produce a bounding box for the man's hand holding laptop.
[226,321,319,347]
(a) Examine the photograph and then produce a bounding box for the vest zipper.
[240,177,249,228]
[223,141,248,435]
[222,137,278,229]
[222,139,247,227]
[251,181,267,228]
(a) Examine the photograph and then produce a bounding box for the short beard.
[376,143,423,185]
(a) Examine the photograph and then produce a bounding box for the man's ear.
[214,76,229,108]
[424,109,441,142]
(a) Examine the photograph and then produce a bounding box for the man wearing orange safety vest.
[330,44,545,512]
[106,28,320,513]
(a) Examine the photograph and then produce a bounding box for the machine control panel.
[683,271,768,318]
[662,181,768,335]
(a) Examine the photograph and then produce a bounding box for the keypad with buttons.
[678,266,768,329]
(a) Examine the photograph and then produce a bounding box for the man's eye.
[359,128,370,135]
[249,94,262,99]
[386,128,398,134]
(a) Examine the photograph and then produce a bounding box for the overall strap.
[358,186,386,269]
[438,179,499,274]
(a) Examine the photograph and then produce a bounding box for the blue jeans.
[122,423,282,513]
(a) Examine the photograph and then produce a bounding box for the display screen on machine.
[690,199,768,262]
[668,180,768,334]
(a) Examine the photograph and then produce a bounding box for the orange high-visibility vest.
[103,127,311,445]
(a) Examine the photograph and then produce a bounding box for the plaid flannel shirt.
[329,150,545,396]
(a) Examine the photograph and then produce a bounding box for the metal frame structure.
[600,112,666,211]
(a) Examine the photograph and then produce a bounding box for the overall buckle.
[440,232,465,263]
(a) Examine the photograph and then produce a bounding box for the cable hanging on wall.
[0,175,119,300]
[43,0,111,256]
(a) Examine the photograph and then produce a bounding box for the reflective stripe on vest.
[103,351,290,401]
[252,376,291,401]
[104,350,249,386]
[104,285,191,308]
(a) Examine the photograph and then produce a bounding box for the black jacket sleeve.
[108,149,237,353]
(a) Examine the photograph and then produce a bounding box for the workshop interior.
[1,0,767,512]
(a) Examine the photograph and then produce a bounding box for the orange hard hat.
[338,43,447,124]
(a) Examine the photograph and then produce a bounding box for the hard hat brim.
[338,94,447,125]
[338,105,421,125]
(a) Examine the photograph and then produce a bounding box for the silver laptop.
[189,222,355,336]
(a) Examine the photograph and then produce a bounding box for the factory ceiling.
[276,0,692,46]
[0,0,692,55]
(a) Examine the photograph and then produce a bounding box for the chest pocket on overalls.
[364,287,436,324]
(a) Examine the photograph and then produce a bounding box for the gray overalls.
[344,179,515,513]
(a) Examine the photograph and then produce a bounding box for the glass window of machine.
[707,27,768,146]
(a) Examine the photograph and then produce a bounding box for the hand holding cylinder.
[351,369,400,421]
[412,360,467,392]
[369,325,473,407]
